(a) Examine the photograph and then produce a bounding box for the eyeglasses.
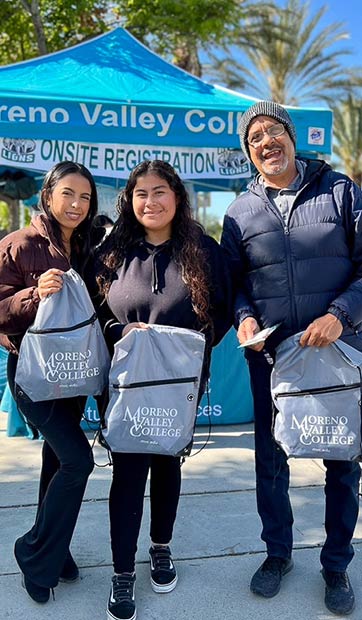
[247,123,286,147]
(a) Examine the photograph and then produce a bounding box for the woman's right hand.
[122,322,149,337]
[37,269,64,300]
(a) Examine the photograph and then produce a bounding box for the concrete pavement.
[1,410,361,620]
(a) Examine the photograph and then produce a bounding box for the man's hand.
[299,313,343,348]
[237,317,264,351]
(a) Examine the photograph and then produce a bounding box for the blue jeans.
[8,353,94,588]
[247,348,360,571]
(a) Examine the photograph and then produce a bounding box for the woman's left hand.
[122,322,149,337]
[38,269,64,300]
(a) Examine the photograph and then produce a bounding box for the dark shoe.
[107,573,136,620]
[59,552,79,583]
[149,545,178,593]
[322,569,355,615]
[250,556,293,598]
[21,574,50,604]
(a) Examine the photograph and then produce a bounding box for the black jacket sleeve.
[202,235,234,347]
[83,253,124,354]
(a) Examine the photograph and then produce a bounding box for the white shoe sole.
[150,573,178,593]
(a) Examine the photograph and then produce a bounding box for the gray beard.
[260,156,289,177]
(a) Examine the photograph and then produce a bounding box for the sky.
[305,0,362,65]
[208,0,362,220]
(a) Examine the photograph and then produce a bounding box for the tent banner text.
[0,137,251,180]
[0,100,245,147]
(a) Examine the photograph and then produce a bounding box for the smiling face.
[248,115,297,188]
[132,173,177,244]
[45,173,92,240]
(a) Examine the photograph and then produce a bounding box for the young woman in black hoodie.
[94,160,232,620]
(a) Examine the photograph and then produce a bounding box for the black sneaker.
[21,574,50,604]
[250,556,293,598]
[59,552,79,583]
[107,573,136,620]
[149,545,178,593]
[322,569,355,615]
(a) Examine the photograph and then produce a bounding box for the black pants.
[8,353,94,588]
[109,452,181,573]
[247,349,361,571]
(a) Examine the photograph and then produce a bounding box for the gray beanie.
[238,100,297,160]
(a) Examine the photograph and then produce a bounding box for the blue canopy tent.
[0,27,332,190]
[0,28,333,428]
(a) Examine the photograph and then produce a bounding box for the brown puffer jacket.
[0,214,70,353]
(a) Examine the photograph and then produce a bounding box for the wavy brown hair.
[96,160,212,331]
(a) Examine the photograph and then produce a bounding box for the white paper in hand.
[238,324,281,348]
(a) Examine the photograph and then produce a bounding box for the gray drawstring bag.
[15,268,110,402]
[271,333,362,460]
[102,324,206,456]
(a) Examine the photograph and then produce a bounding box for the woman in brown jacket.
[0,161,98,604]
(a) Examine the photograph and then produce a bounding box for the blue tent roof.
[0,28,257,109]
[0,27,332,153]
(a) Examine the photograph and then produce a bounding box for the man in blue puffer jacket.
[221,100,362,616]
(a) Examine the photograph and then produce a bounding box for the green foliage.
[114,0,241,47]
[0,201,9,231]
[112,0,273,75]
[0,0,109,63]
[0,200,32,232]
[0,5,35,63]
[24,207,31,226]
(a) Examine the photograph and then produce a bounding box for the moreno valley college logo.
[290,414,354,446]
[2,137,36,163]
[45,350,100,383]
[122,406,182,438]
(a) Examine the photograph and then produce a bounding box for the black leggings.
[109,451,181,573]
[8,353,94,588]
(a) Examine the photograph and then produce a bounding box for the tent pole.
[186,182,197,218]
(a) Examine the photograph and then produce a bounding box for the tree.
[207,0,362,106]
[112,0,276,76]
[20,0,48,55]
[0,3,35,64]
[0,0,109,63]
[332,95,362,187]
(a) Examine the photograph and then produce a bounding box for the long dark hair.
[97,160,212,331]
[39,161,98,274]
